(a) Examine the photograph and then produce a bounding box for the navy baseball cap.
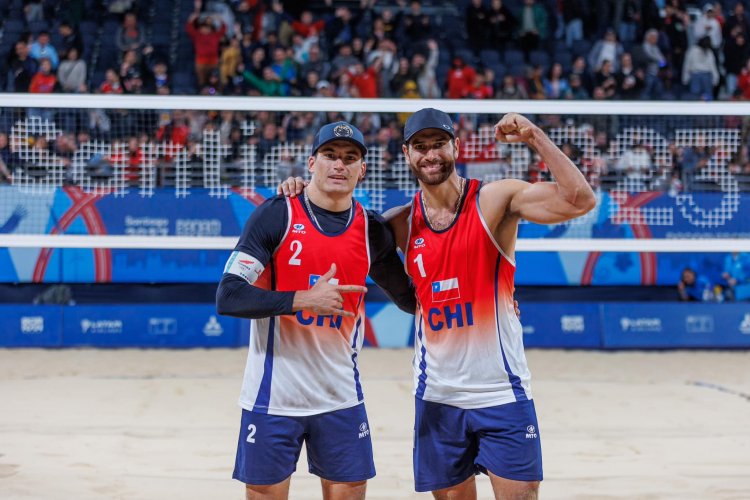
[403,108,455,143]
[312,121,367,157]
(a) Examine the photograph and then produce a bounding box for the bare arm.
[481,113,596,228]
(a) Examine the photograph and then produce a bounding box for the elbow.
[573,185,597,214]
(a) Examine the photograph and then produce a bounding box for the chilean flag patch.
[431,278,460,302]
[309,274,339,288]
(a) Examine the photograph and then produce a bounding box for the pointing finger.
[337,285,368,294]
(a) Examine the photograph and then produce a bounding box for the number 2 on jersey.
[289,240,302,266]
[413,253,426,278]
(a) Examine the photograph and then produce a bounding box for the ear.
[402,142,409,162]
[308,154,315,174]
[453,137,460,160]
[359,161,367,181]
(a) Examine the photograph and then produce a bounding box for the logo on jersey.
[526,425,538,439]
[292,223,306,234]
[432,278,460,302]
[358,422,370,438]
[413,237,426,249]
[334,124,354,137]
[309,274,339,287]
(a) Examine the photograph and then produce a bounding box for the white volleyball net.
[2,95,750,252]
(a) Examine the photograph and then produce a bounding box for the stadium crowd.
[2,0,750,189]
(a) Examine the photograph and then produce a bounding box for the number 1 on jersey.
[414,253,426,278]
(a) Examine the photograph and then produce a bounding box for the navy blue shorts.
[233,404,376,485]
[413,398,543,492]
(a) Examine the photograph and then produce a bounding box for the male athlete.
[279,109,596,499]
[389,109,597,499]
[216,121,416,500]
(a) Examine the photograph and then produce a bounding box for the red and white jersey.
[239,196,370,416]
[404,179,532,408]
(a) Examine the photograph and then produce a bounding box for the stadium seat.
[553,48,573,72]
[454,48,477,66]
[502,48,525,67]
[529,50,550,70]
[28,20,49,35]
[571,39,593,58]
[479,49,501,66]
[2,19,25,36]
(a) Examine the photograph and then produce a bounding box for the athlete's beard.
[409,158,455,186]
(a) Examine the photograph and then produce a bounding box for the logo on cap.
[333,124,354,137]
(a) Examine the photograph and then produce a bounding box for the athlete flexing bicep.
[478,112,597,260]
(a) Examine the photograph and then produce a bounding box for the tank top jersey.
[404,178,532,409]
[239,196,371,416]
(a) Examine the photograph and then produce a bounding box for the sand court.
[1,348,749,499]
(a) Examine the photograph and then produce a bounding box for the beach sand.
[1,348,749,499]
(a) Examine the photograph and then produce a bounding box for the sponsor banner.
[0,305,63,347]
[602,303,750,348]
[519,303,602,348]
[62,304,239,347]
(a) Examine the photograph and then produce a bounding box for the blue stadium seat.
[553,48,573,72]
[79,21,99,36]
[571,39,592,58]
[3,19,25,36]
[27,19,49,35]
[489,62,507,81]
[479,49,501,66]
[502,48,524,67]
[454,48,477,66]
[529,50,550,70]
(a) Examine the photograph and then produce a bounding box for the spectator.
[116,12,146,57]
[616,141,653,180]
[561,0,587,47]
[292,10,325,38]
[517,0,549,57]
[677,267,712,301]
[497,74,528,99]
[589,28,624,73]
[389,57,414,96]
[348,60,380,98]
[723,21,750,97]
[487,0,516,47]
[722,252,750,300]
[324,5,361,50]
[99,68,123,94]
[464,71,493,99]
[724,2,750,40]
[220,37,242,88]
[662,2,689,77]
[330,43,358,80]
[57,22,84,60]
[0,133,11,183]
[615,52,645,100]
[300,43,331,83]
[570,55,595,95]
[692,3,722,51]
[636,29,667,100]
[146,60,170,94]
[412,39,439,99]
[466,0,490,52]
[269,47,296,96]
[526,64,546,99]
[29,58,57,93]
[682,35,719,100]
[738,58,750,99]
[29,31,59,70]
[186,11,227,88]
[243,65,283,96]
[57,47,87,93]
[446,57,476,99]
[402,1,432,45]
[543,62,571,99]
[24,0,46,22]
[8,41,38,92]
[567,73,589,99]
[367,38,399,97]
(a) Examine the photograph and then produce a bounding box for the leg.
[432,475,477,500]
[245,477,291,500]
[320,478,367,500]
[488,471,539,500]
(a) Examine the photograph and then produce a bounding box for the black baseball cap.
[312,121,367,157]
[403,108,455,143]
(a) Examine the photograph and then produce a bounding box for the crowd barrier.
[2,301,749,349]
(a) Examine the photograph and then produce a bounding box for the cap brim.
[313,137,367,157]
[404,126,455,143]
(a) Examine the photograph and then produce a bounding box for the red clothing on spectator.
[739,70,750,99]
[350,67,379,98]
[29,73,57,93]
[464,84,493,99]
[446,65,476,99]
[186,21,227,65]
[291,19,325,37]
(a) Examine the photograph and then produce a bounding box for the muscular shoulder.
[382,202,412,252]
[479,178,530,218]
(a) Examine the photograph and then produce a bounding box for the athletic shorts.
[413,398,543,492]
[233,403,376,485]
